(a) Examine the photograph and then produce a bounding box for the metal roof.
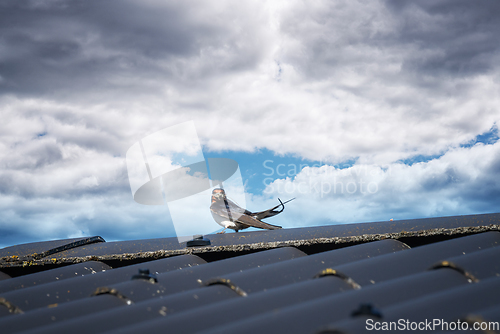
[0,212,499,333]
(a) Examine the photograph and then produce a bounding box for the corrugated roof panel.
[0,236,105,259]
[434,246,500,280]
[40,239,406,334]
[0,213,498,334]
[190,268,469,334]
[320,231,500,286]
[205,241,500,334]
[210,239,408,294]
[11,284,246,334]
[1,283,240,334]
[462,305,500,328]
[1,294,130,333]
[0,261,111,294]
[0,246,301,322]
[384,275,500,321]
[0,254,206,313]
[0,247,303,332]
[93,276,358,334]
[19,275,355,334]
[3,294,129,333]
[117,284,241,316]
[0,306,9,317]
[104,246,306,300]
[176,234,500,334]
[0,241,400,332]
[328,276,500,334]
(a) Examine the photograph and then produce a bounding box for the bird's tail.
[252,197,296,220]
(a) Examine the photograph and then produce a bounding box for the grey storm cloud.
[278,0,500,86]
[386,0,500,77]
[252,1,500,155]
[1,0,499,90]
[0,0,265,99]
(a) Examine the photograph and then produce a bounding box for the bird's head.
[211,188,226,203]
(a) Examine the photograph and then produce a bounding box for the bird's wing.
[210,198,245,221]
[210,199,282,230]
[235,214,282,230]
[224,198,247,215]
[251,198,295,220]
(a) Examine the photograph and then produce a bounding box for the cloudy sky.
[1,0,499,248]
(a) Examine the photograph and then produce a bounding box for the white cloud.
[257,140,500,227]
[0,192,177,249]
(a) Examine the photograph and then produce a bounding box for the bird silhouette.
[210,188,294,233]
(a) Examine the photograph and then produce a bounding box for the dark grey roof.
[0,212,499,334]
[2,212,499,268]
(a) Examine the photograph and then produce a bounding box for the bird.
[210,188,295,234]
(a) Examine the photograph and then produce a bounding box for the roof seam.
[3,225,498,269]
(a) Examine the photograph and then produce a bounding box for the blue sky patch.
[461,125,499,148]
[398,153,445,166]
[397,125,499,166]
[202,147,358,195]
[203,148,322,194]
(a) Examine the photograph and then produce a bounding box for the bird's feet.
[217,231,226,234]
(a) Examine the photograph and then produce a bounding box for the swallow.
[210,188,295,233]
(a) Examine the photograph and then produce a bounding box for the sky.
[1,0,500,248]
